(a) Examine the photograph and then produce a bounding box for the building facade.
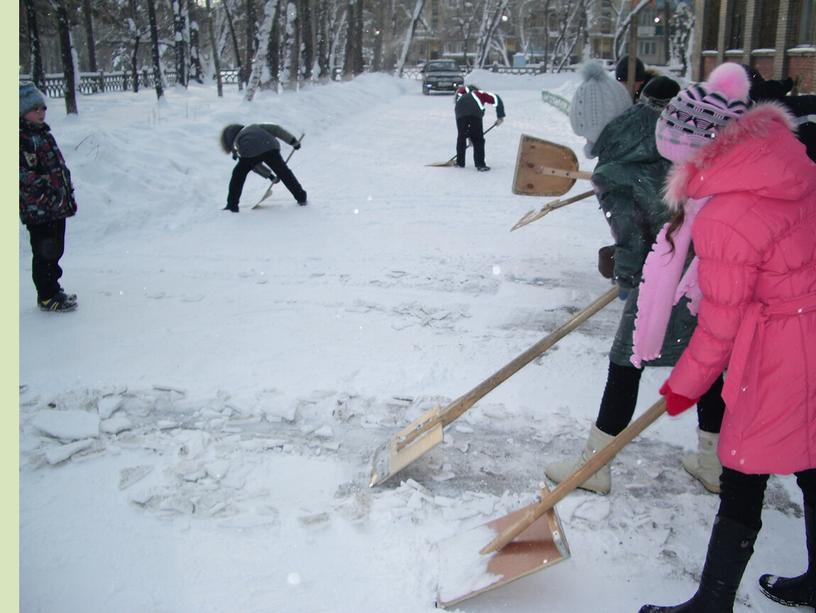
[691,0,816,93]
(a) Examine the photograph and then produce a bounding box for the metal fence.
[20,68,243,98]
[23,64,551,98]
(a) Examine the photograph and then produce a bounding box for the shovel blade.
[369,408,444,487]
[512,134,579,197]
[435,498,570,609]
[426,159,457,167]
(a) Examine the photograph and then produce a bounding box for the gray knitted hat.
[569,61,632,144]
[20,82,46,117]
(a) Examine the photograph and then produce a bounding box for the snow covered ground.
[17,70,806,612]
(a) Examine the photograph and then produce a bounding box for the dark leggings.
[718,467,816,531]
[595,360,725,436]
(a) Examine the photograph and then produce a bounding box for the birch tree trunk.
[245,0,279,100]
[23,0,45,90]
[147,0,165,99]
[206,0,224,96]
[395,0,426,76]
[51,0,78,114]
[279,1,298,88]
[188,0,204,83]
[316,0,329,78]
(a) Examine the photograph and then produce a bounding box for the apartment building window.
[756,0,780,48]
[639,41,657,56]
[727,0,747,49]
[703,0,721,50]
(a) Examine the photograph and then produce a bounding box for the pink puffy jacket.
[664,102,816,475]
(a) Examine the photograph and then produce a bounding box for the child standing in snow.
[545,62,726,495]
[453,84,505,171]
[638,62,816,612]
[19,82,78,313]
[220,123,306,211]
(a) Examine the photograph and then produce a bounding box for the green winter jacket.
[591,100,696,367]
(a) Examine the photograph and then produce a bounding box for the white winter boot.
[682,428,722,494]
[544,424,615,494]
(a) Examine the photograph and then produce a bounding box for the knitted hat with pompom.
[655,62,751,163]
[569,61,632,146]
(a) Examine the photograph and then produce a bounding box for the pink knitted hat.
[655,62,751,163]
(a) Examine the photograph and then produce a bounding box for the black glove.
[269,174,280,184]
[292,140,301,150]
[597,245,615,279]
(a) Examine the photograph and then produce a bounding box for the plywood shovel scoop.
[434,398,666,607]
[368,286,618,487]
[512,134,592,197]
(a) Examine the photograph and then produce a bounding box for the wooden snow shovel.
[427,122,498,167]
[368,286,619,488]
[512,134,592,197]
[251,133,305,209]
[510,189,596,232]
[434,398,667,608]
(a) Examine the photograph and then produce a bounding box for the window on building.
[639,40,657,56]
[755,0,780,48]
[703,0,721,50]
[727,0,746,49]
[796,0,816,45]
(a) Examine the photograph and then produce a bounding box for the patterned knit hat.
[569,61,632,145]
[20,82,46,117]
[655,62,751,163]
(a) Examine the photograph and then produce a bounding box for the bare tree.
[671,1,694,78]
[474,0,509,68]
[244,0,258,86]
[172,0,188,86]
[127,0,142,92]
[81,0,98,73]
[300,0,315,80]
[394,0,426,76]
[147,0,165,99]
[343,0,364,77]
[188,0,204,83]
[221,0,244,90]
[22,0,46,90]
[205,0,224,96]
[50,0,78,114]
[245,0,280,99]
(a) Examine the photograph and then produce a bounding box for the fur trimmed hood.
[662,101,811,211]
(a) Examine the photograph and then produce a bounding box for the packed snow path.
[20,73,803,612]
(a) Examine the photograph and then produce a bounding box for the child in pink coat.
[637,62,816,612]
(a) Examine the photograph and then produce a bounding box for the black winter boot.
[639,515,758,613]
[758,500,815,607]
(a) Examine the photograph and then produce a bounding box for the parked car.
[421,60,463,95]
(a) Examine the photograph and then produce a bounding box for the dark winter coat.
[591,99,697,367]
[19,117,77,226]
[454,87,506,120]
[232,124,299,158]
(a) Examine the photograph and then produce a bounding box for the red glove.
[659,381,699,416]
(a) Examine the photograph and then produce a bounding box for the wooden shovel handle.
[436,286,619,429]
[511,189,596,231]
[480,398,667,554]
